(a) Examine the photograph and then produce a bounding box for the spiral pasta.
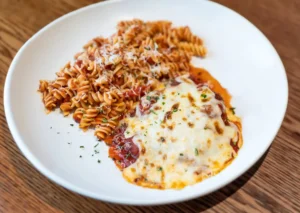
[38,19,207,141]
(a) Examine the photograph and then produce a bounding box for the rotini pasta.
[38,19,207,140]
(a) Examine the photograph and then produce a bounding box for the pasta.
[38,19,207,140]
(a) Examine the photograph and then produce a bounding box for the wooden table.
[1,0,299,212]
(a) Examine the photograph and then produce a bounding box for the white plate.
[4,0,288,205]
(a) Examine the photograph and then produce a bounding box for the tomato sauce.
[189,66,232,108]
[123,85,148,99]
[108,124,139,169]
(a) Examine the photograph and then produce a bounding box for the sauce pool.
[189,66,232,108]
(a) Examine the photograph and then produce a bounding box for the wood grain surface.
[1,0,300,212]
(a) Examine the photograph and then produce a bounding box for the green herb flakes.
[157,167,163,171]
[150,110,158,115]
[201,94,207,99]
[230,107,236,115]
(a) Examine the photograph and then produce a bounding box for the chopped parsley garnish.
[157,167,163,171]
[230,107,236,115]
[97,160,101,163]
[201,94,207,99]
[173,108,178,113]
[146,96,151,101]
[155,96,159,101]
[102,118,108,123]
[126,131,130,134]
[177,93,180,95]
[195,148,199,156]
[162,102,165,105]
[162,95,166,99]
[144,47,151,50]
[179,153,184,156]
[70,124,74,126]
[94,150,100,154]
[94,143,99,148]
[150,110,158,115]
[80,146,84,149]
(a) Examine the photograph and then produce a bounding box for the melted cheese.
[122,75,241,189]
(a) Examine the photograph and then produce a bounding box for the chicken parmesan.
[108,70,242,189]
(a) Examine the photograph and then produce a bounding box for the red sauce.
[230,139,239,153]
[189,66,232,108]
[123,85,148,99]
[108,124,139,169]
[139,95,159,115]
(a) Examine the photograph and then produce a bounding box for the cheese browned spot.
[188,122,194,128]
[214,121,223,134]
[122,75,242,189]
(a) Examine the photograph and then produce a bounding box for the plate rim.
[3,0,289,205]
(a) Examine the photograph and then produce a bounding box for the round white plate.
[4,0,288,205]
